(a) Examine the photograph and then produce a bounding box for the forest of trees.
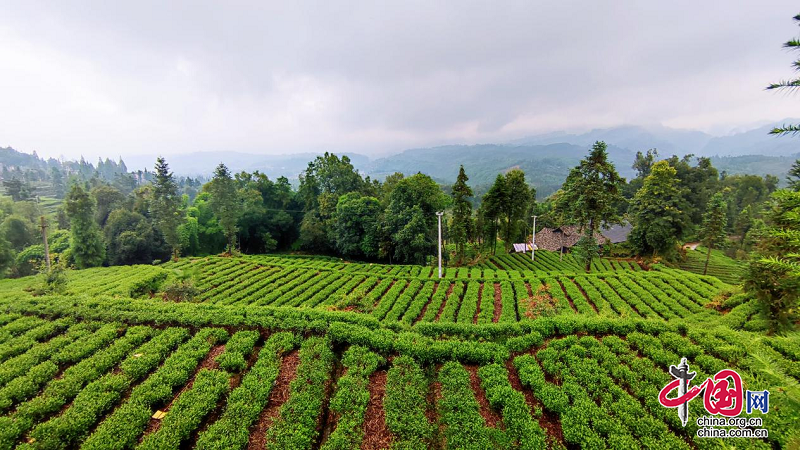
[0,142,790,280]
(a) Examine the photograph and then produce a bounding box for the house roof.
[601,223,632,244]
[532,223,630,252]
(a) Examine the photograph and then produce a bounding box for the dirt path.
[414,282,439,325]
[246,350,300,449]
[505,359,564,446]
[492,283,503,323]
[571,278,599,313]
[464,365,503,429]
[555,280,578,313]
[473,283,483,324]
[361,370,392,450]
[433,283,454,322]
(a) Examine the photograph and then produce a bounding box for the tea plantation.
[0,251,796,449]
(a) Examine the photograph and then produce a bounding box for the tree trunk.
[703,245,712,275]
[505,217,511,253]
[585,218,594,272]
[493,219,498,255]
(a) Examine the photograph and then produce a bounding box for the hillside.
[5,121,798,197]
[679,246,746,285]
[0,253,796,448]
[366,143,636,197]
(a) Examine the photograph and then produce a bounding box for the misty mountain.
[123,151,370,180]
[512,121,800,157]
[4,120,799,200]
[699,123,800,157]
[512,125,713,156]
[366,143,636,197]
[363,121,800,197]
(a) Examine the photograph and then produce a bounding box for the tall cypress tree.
[208,164,240,253]
[700,192,728,275]
[554,141,624,271]
[450,165,473,263]
[151,157,184,259]
[480,175,507,255]
[65,184,105,268]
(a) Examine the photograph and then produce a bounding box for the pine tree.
[700,192,728,275]
[745,190,800,330]
[734,204,755,247]
[554,141,624,271]
[207,164,240,253]
[787,159,800,191]
[767,14,800,135]
[151,157,184,259]
[450,165,473,263]
[65,184,105,268]
[480,175,507,255]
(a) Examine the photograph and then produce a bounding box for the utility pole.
[531,215,537,261]
[40,216,51,271]
[436,212,444,279]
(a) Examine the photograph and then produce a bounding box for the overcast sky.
[1,1,799,161]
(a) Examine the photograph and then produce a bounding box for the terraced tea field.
[679,246,745,285]
[0,252,796,449]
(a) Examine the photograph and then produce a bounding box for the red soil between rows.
[140,343,225,440]
[572,279,599,313]
[555,280,578,313]
[362,370,392,450]
[414,282,439,325]
[433,283,455,322]
[464,365,503,429]
[247,349,300,449]
[492,283,503,322]
[505,359,564,445]
[473,283,483,324]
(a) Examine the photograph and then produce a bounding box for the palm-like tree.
[768,13,800,135]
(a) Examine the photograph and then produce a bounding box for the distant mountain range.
[367,121,800,196]
[122,152,370,182]
[510,122,800,158]
[6,121,800,198]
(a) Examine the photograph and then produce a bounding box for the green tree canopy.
[745,189,800,330]
[629,161,689,258]
[91,184,125,227]
[104,209,167,265]
[206,163,240,253]
[767,13,800,135]
[386,173,449,264]
[334,192,381,259]
[298,153,367,253]
[700,192,728,275]
[450,165,474,262]
[1,215,35,251]
[479,174,507,255]
[787,159,800,191]
[65,183,105,268]
[502,169,534,251]
[554,141,624,270]
[151,157,184,259]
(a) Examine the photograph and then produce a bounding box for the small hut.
[532,225,609,253]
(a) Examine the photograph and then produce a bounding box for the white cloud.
[0,1,798,160]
